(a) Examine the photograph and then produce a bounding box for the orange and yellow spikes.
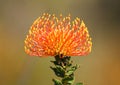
[24,13,92,57]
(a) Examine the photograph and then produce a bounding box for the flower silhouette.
[24,13,92,57]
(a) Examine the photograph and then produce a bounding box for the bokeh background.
[0,0,120,85]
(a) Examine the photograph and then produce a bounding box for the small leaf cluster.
[50,55,83,85]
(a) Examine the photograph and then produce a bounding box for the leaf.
[53,79,62,85]
[65,70,74,76]
[76,82,83,85]
[51,61,59,65]
[50,65,65,77]
[65,65,79,76]
[62,76,74,84]
[72,65,80,70]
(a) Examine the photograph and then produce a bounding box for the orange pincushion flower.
[24,13,92,57]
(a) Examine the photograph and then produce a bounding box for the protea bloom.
[24,13,92,85]
[24,13,92,57]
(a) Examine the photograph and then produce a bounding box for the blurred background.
[0,0,120,85]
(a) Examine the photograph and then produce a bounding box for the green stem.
[51,55,79,85]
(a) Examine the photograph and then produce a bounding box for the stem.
[51,54,79,85]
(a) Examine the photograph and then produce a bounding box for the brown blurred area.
[0,0,120,85]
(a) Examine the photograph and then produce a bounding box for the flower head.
[24,13,92,57]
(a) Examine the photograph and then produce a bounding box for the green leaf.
[62,76,74,84]
[72,65,80,70]
[53,79,62,85]
[66,70,74,76]
[50,65,65,77]
[65,65,79,76]
[76,82,83,85]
